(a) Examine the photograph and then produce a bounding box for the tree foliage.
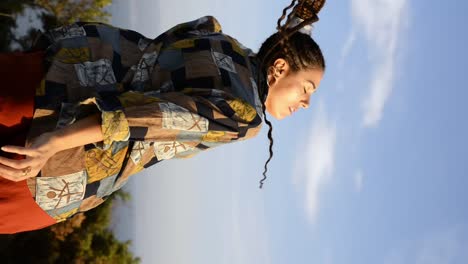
[0,191,141,264]
[33,0,112,27]
[0,0,112,52]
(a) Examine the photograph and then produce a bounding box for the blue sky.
[108,0,468,263]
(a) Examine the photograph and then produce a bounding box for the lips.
[289,107,296,114]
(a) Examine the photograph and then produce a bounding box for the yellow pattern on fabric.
[131,162,144,174]
[36,78,46,96]
[227,98,257,122]
[101,110,130,147]
[171,39,195,49]
[118,91,161,107]
[202,131,225,142]
[229,39,246,56]
[213,20,222,33]
[85,145,128,183]
[54,208,79,222]
[181,88,194,93]
[55,47,90,64]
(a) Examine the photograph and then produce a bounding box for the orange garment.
[0,51,56,234]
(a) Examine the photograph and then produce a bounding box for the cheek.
[268,79,299,111]
[278,83,300,103]
[270,89,298,115]
[275,79,295,97]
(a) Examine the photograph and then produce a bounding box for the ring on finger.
[22,166,32,176]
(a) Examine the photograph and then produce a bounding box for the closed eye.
[307,80,317,92]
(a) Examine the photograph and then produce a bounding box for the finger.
[0,156,30,169]
[1,145,33,156]
[0,164,36,182]
[0,164,21,181]
[0,173,15,181]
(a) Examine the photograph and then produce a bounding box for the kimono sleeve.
[170,16,221,33]
[96,89,263,160]
[153,16,223,47]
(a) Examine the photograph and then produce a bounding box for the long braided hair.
[256,0,326,189]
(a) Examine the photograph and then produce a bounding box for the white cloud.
[339,29,356,68]
[354,170,364,193]
[347,0,408,127]
[294,102,336,224]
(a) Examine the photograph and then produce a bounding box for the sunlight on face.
[264,59,324,120]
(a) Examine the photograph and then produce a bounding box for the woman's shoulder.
[156,15,222,41]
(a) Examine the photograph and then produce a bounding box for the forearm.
[50,113,104,152]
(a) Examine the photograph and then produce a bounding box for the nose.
[300,97,310,109]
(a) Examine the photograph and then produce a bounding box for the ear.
[267,58,290,88]
[272,58,290,77]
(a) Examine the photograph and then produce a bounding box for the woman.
[0,0,326,233]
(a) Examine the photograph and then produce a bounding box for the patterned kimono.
[26,16,265,223]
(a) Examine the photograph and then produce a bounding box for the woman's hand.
[0,132,59,182]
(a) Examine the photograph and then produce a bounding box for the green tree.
[0,0,112,52]
[33,0,112,27]
[0,190,141,264]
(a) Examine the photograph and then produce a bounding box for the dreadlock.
[256,0,326,189]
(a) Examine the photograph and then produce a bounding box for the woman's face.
[265,59,324,120]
